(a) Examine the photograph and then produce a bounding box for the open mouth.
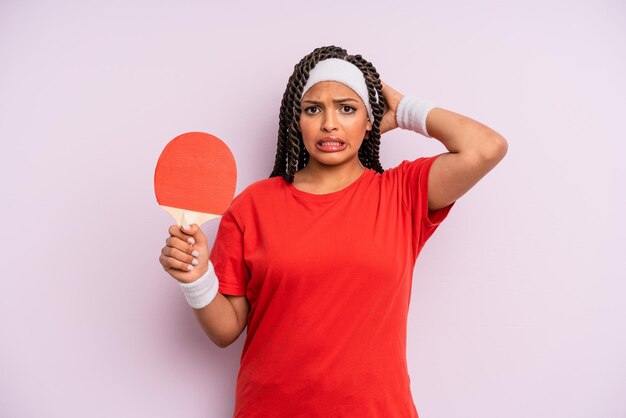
[317,137,347,152]
[318,140,344,146]
[317,137,345,146]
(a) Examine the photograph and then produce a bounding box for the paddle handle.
[159,205,221,227]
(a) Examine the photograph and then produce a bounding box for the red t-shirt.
[209,154,455,418]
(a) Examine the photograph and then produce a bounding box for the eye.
[303,105,356,115]
[304,106,319,114]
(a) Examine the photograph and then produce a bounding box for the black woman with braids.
[159,45,508,417]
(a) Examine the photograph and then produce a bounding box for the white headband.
[300,58,379,122]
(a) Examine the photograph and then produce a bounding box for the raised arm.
[425,108,508,211]
[379,81,508,212]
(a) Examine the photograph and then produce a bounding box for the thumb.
[181,223,207,243]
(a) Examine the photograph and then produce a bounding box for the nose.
[321,110,338,132]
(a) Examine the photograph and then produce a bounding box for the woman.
[159,45,507,417]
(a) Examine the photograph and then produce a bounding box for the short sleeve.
[209,207,249,296]
[400,152,456,254]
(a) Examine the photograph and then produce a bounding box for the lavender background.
[1,1,624,417]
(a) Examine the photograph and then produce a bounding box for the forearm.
[178,262,243,348]
[425,107,508,159]
[192,292,242,348]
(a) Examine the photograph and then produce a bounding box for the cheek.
[348,122,368,137]
[297,116,307,130]
[299,121,316,139]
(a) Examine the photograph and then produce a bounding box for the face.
[298,81,372,170]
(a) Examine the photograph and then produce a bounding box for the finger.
[180,223,208,245]
[161,245,199,266]
[188,223,208,245]
[164,236,198,257]
[180,223,200,238]
[161,254,197,272]
[168,224,196,245]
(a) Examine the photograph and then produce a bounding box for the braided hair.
[269,45,387,183]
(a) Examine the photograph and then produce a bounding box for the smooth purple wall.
[1,1,624,417]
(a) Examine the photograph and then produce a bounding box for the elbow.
[214,330,242,348]
[214,337,234,349]
[496,134,509,157]
[482,133,508,162]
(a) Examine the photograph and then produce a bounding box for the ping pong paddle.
[154,131,237,227]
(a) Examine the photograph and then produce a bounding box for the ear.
[365,119,372,139]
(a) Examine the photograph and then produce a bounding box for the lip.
[316,136,347,153]
[317,136,345,145]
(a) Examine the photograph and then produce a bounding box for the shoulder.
[379,155,440,181]
[237,176,285,199]
[228,175,286,211]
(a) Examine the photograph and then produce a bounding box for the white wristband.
[178,260,219,309]
[396,95,437,137]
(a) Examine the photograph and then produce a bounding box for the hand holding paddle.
[159,223,209,284]
[154,132,237,284]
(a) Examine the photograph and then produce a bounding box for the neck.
[294,159,366,192]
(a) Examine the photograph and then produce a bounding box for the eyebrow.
[302,98,359,104]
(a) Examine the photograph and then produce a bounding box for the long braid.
[348,54,386,174]
[270,46,386,183]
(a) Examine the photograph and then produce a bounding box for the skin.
[159,76,508,348]
[293,81,372,194]
[158,223,248,348]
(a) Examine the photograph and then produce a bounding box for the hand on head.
[378,80,404,135]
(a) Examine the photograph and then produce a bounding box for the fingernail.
[187,265,194,271]
[182,222,190,230]
[191,258,199,266]
[188,237,195,245]
[192,250,199,257]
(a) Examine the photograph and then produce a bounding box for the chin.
[309,153,358,167]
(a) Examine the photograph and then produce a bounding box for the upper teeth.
[321,141,342,146]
